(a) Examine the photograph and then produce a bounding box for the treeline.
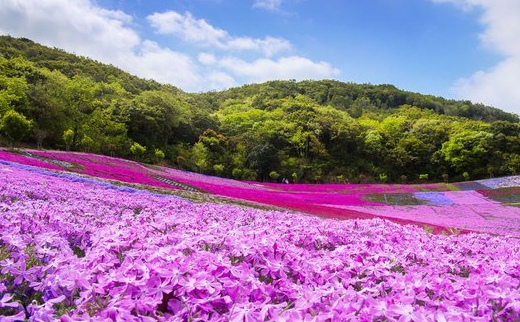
[1,35,519,183]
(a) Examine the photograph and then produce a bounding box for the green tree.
[79,135,95,152]
[269,171,280,182]
[190,142,210,173]
[390,136,429,178]
[213,164,225,176]
[441,130,494,176]
[81,106,129,154]
[26,69,72,146]
[154,148,165,163]
[505,153,520,175]
[63,129,74,151]
[247,142,279,181]
[0,110,33,147]
[126,90,184,148]
[62,75,99,147]
[232,168,243,179]
[130,142,147,160]
[198,128,228,167]
[0,74,29,115]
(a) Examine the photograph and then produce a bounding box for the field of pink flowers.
[1,159,520,321]
[2,149,520,237]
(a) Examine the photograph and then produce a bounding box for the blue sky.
[0,0,519,115]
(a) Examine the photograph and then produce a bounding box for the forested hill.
[1,35,519,183]
[198,80,518,123]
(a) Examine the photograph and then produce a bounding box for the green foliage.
[0,73,29,114]
[154,148,165,162]
[247,142,279,181]
[190,142,210,173]
[79,134,95,152]
[213,164,225,176]
[63,129,74,150]
[231,168,243,179]
[126,90,183,147]
[441,130,494,175]
[0,109,33,147]
[506,154,520,175]
[269,171,280,181]
[130,142,146,159]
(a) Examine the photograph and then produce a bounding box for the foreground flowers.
[1,161,519,321]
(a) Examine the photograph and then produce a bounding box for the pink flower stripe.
[28,150,177,190]
[152,172,453,233]
[257,182,447,194]
[0,149,62,171]
[1,163,520,321]
[337,203,520,237]
[158,167,268,191]
[441,191,497,205]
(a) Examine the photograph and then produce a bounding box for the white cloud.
[432,0,520,115]
[126,41,201,90]
[147,11,291,56]
[205,71,237,90]
[198,53,217,65]
[219,56,340,82]
[227,36,291,57]
[453,57,520,114]
[0,0,207,91]
[253,0,283,12]
[0,0,140,62]
[147,11,226,47]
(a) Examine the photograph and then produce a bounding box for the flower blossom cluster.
[1,161,519,321]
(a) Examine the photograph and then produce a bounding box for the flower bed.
[479,187,520,206]
[28,150,176,190]
[338,203,520,237]
[478,176,520,189]
[0,149,62,171]
[1,162,519,321]
[0,149,519,236]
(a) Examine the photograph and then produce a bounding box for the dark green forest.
[1,35,519,183]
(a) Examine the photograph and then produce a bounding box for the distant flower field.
[9,148,519,236]
[1,149,519,320]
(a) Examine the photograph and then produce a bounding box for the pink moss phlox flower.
[1,159,520,320]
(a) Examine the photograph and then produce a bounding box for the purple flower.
[0,293,20,308]
[2,152,520,320]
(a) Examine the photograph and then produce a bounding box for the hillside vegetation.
[1,35,519,183]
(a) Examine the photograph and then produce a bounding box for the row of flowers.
[1,149,519,236]
[1,160,519,320]
[27,150,177,190]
